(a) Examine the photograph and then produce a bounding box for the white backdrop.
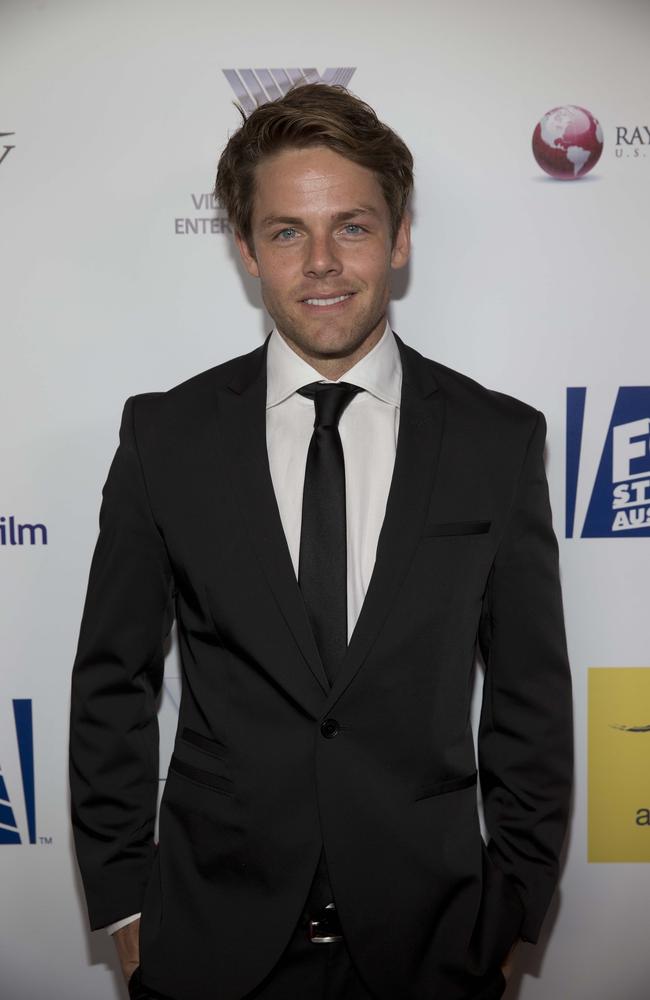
[1,1,649,997]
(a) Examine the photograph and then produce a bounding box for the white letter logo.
[612,418,650,483]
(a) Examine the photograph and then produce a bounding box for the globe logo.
[532,105,603,179]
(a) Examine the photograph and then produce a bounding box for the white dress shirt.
[106,319,403,934]
[265,320,402,640]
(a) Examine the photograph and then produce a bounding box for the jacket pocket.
[421,520,491,537]
[414,770,477,801]
[180,726,227,760]
[168,754,234,797]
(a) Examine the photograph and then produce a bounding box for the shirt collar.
[266,320,402,410]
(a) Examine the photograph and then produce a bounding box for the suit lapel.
[217,335,332,708]
[324,332,443,710]
[217,330,443,716]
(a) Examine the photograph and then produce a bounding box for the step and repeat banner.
[1,1,648,997]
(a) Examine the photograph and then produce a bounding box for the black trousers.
[130,847,375,1000]
[243,847,375,1000]
[129,848,507,1000]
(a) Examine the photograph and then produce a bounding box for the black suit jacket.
[69,332,573,1000]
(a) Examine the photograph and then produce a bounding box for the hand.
[112,917,141,985]
[500,938,519,983]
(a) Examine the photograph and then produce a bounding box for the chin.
[305,332,363,357]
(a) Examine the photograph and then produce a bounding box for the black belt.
[303,901,344,943]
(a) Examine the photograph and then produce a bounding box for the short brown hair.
[214,83,413,249]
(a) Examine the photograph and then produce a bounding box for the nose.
[303,232,343,278]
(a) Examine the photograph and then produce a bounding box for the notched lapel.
[216,335,332,715]
[323,333,444,711]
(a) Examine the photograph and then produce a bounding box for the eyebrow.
[260,206,380,229]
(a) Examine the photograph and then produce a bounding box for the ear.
[390,211,411,270]
[235,231,260,278]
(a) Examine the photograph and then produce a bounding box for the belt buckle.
[308,901,343,944]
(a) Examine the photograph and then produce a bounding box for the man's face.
[235,145,410,364]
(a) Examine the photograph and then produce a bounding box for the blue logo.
[0,516,47,545]
[567,387,650,537]
[0,700,36,845]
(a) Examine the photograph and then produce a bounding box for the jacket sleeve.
[69,395,175,931]
[477,409,573,944]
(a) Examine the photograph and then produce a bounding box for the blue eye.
[343,224,364,234]
[276,228,297,240]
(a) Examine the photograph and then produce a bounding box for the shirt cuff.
[105,912,141,935]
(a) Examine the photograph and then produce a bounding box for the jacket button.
[320,718,339,738]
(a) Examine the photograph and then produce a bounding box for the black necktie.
[296,381,365,686]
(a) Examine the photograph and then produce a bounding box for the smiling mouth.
[301,293,355,307]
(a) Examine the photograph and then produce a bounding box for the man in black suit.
[70,84,573,1000]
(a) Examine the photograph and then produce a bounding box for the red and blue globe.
[532,105,603,179]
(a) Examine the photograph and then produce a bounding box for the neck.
[278,321,386,381]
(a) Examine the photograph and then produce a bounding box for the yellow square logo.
[588,667,650,862]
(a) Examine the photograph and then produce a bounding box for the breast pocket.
[421,520,491,538]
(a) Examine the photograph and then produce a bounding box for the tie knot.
[297,381,365,429]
